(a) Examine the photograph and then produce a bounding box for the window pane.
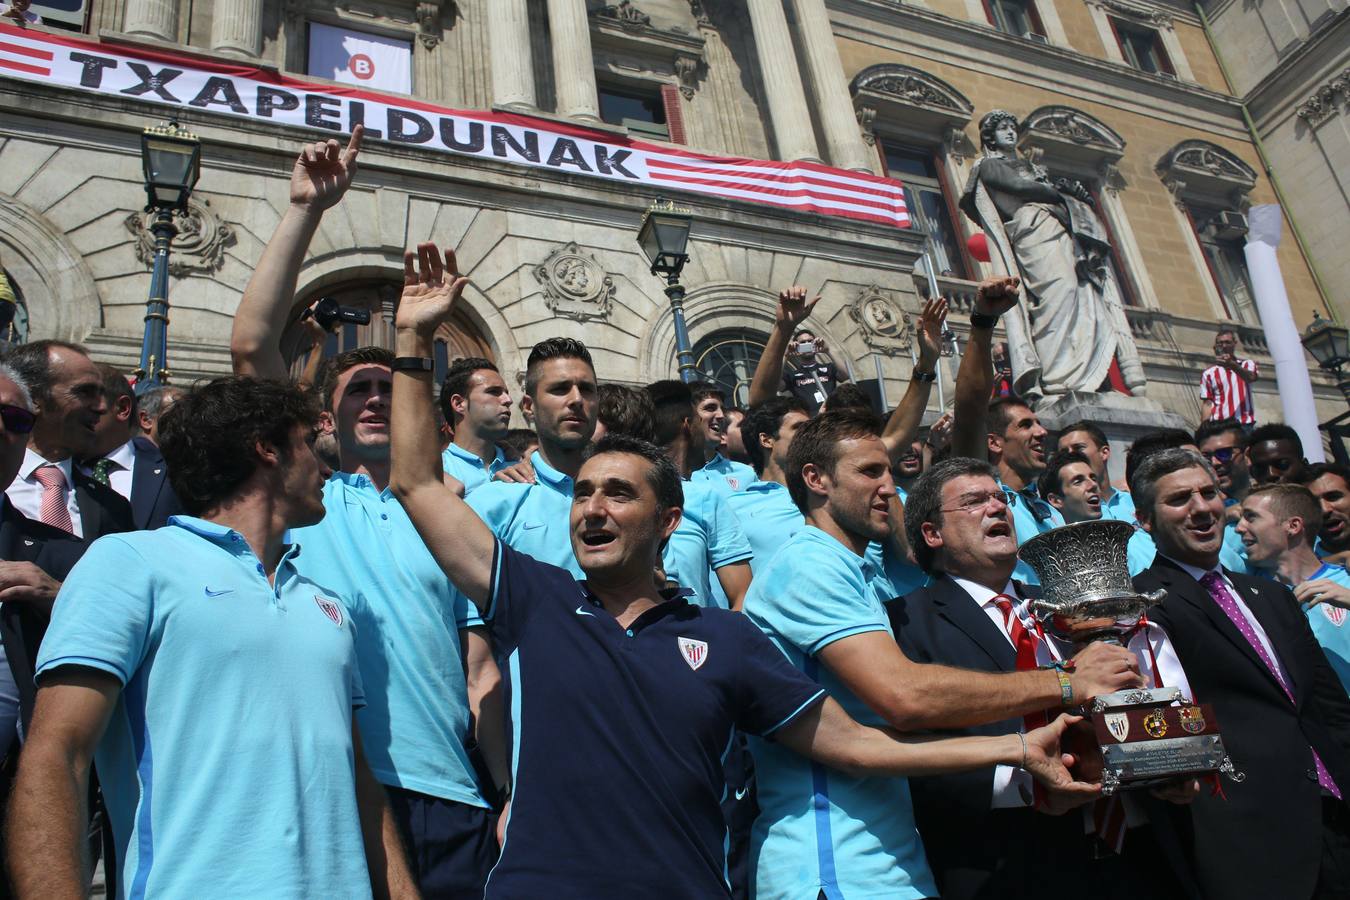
[995,0,1032,34]
[883,145,938,182]
[693,330,769,409]
[598,87,666,127]
[916,190,968,279]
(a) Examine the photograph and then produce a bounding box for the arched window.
[694,329,768,408]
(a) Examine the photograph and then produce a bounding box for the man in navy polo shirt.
[230,126,500,895]
[389,242,1098,899]
[439,356,513,493]
[7,377,416,899]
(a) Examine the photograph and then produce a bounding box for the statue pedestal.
[1035,392,1191,487]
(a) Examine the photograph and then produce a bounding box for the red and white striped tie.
[33,465,73,534]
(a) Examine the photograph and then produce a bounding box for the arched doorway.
[693,328,769,409]
[291,277,494,383]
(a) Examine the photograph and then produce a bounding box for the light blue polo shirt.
[662,478,753,608]
[1125,523,1249,576]
[441,441,509,495]
[1004,481,1064,586]
[290,473,487,808]
[466,450,580,577]
[1301,564,1350,694]
[744,526,936,900]
[1101,488,1136,524]
[726,480,804,574]
[36,517,371,899]
[866,539,929,603]
[693,452,758,495]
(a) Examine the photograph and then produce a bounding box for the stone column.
[789,0,874,172]
[547,0,601,121]
[746,0,820,162]
[122,0,178,42]
[490,0,537,110]
[210,0,264,58]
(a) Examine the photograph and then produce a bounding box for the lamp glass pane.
[638,218,661,267]
[146,141,195,189]
[1333,326,1350,363]
[652,215,691,257]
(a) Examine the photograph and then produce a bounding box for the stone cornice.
[1243,8,1350,123]
[830,0,1246,136]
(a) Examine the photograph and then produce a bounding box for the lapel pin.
[22,539,33,546]
[154,468,162,476]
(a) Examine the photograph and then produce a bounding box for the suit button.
[1308,769,1319,781]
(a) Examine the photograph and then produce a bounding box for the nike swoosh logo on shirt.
[522,523,545,531]
[575,605,596,618]
[204,587,234,598]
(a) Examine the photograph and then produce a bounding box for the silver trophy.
[1019,520,1242,794]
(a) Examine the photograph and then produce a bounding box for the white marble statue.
[960,110,1146,401]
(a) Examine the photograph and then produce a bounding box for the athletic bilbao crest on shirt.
[1104,712,1130,743]
[1324,605,1347,627]
[315,595,344,627]
[727,478,740,490]
[678,637,709,671]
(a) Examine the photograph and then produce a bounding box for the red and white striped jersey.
[1200,359,1259,424]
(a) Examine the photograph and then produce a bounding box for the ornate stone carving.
[123,198,236,278]
[1084,0,1172,29]
[688,0,711,26]
[1097,160,1127,196]
[848,285,912,355]
[850,65,975,117]
[674,54,703,99]
[1022,106,1126,153]
[594,0,652,30]
[943,125,977,163]
[1296,68,1349,125]
[856,106,877,146]
[416,2,443,49]
[533,243,615,322]
[1156,140,1257,197]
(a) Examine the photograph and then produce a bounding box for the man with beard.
[1196,418,1251,503]
[1057,420,1133,523]
[1039,449,1102,524]
[387,250,1097,899]
[1237,483,1350,693]
[1133,449,1350,899]
[1248,423,1309,486]
[439,357,513,494]
[230,127,500,895]
[893,435,927,501]
[743,410,1139,900]
[1304,463,1350,564]
[7,377,415,899]
[728,398,812,572]
[889,457,1197,899]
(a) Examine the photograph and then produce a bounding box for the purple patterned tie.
[1201,571,1341,798]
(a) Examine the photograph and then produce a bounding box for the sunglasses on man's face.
[0,404,35,435]
[1202,447,1238,465]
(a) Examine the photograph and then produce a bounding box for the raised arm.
[6,669,121,899]
[950,276,1020,459]
[748,286,818,407]
[388,243,498,610]
[881,296,946,465]
[231,127,363,379]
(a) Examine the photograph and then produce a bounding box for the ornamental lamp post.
[135,121,201,392]
[636,196,698,382]
[1303,312,1350,404]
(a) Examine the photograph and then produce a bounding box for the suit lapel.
[931,575,1017,671]
[73,474,102,541]
[0,500,20,561]
[1153,559,1288,698]
[131,439,164,530]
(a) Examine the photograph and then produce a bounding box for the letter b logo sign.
[350,53,375,80]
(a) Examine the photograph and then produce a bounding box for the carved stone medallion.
[533,242,615,322]
[848,285,912,354]
[123,197,236,277]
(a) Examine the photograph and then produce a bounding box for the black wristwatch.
[970,311,999,330]
[391,356,435,373]
[912,369,937,383]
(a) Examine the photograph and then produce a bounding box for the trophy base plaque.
[1092,693,1243,795]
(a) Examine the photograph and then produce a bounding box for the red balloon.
[967,232,991,263]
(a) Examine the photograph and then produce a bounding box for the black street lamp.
[1303,312,1350,403]
[636,196,698,382]
[136,121,201,392]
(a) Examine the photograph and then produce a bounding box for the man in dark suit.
[888,455,1198,900]
[1133,447,1350,900]
[87,365,182,530]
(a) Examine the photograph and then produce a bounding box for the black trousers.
[1316,796,1350,900]
[386,785,498,899]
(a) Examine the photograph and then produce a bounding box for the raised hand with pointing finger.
[291,124,364,213]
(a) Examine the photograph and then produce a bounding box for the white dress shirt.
[5,448,82,538]
[84,439,136,503]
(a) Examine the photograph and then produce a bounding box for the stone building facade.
[0,0,1343,448]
